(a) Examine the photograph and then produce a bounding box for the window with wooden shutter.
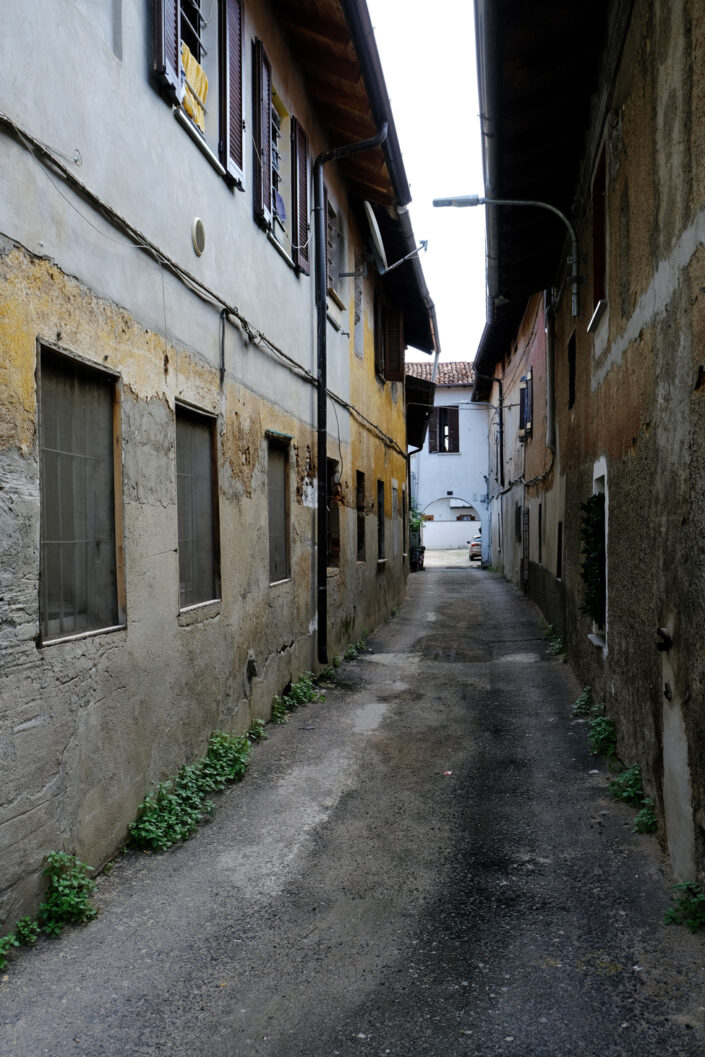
[154,0,180,101]
[384,309,404,382]
[519,371,532,440]
[253,39,272,228]
[219,0,244,185]
[374,292,386,379]
[427,408,439,453]
[291,117,310,274]
[446,406,460,452]
[430,406,459,453]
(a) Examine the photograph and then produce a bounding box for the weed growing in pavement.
[37,852,98,937]
[270,672,325,725]
[609,764,644,805]
[343,633,370,661]
[544,624,565,657]
[0,854,98,971]
[0,932,19,971]
[15,916,40,946]
[665,882,705,932]
[571,686,594,716]
[587,708,617,759]
[129,731,251,852]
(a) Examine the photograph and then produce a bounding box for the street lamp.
[433,194,579,318]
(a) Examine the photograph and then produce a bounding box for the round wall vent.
[191,217,206,257]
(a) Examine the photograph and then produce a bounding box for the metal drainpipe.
[314,123,388,665]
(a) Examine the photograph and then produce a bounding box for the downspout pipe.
[475,372,504,487]
[314,123,388,665]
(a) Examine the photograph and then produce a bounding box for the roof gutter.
[474,0,503,323]
[339,0,411,206]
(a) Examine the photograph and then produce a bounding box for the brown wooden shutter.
[220,0,244,184]
[253,39,272,228]
[448,406,460,452]
[385,309,405,382]
[428,408,439,453]
[291,117,310,275]
[323,186,331,291]
[154,0,180,101]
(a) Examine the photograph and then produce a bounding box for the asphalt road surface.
[2,556,705,1056]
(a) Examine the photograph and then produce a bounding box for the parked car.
[469,534,482,561]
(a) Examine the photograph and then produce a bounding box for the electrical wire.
[2,110,406,459]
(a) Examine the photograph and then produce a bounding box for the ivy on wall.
[579,492,606,625]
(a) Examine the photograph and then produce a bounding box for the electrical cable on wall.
[1,110,406,458]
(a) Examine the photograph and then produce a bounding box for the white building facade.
[407,363,489,554]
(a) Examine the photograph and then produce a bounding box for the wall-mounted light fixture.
[432,194,579,318]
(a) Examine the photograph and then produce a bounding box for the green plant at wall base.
[571,686,594,716]
[544,624,565,657]
[0,932,19,970]
[633,797,657,834]
[587,709,617,758]
[665,882,705,932]
[579,493,606,625]
[37,852,98,937]
[271,696,289,724]
[270,673,325,725]
[129,731,251,852]
[609,764,644,805]
[409,502,423,533]
[15,916,40,947]
[247,719,268,742]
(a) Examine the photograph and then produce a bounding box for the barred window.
[39,350,121,642]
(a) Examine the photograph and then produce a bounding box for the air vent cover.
[191,217,206,256]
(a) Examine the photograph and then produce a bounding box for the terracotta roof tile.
[406,361,475,386]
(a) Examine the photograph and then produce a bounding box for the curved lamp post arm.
[433,194,579,318]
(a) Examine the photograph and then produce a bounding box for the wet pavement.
[2,556,705,1056]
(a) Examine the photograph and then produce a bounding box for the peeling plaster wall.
[0,2,410,924]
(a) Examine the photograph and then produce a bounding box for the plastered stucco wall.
[0,0,410,924]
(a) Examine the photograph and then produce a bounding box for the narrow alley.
[2,560,704,1057]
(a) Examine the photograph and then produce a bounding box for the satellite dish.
[364,200,388,273]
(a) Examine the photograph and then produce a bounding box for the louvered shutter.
[291,117,310,275]
[519,376,527,437]
[526,370,533,434]
[154,0,180,101]
[253,40,272,227]
[385,309,405,382]
[428,408,439,453]
[448,406,460,452]
[220,0,244,184]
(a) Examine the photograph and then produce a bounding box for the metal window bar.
[40,357,117,641]
[181,1,208,57]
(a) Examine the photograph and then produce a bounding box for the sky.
[365,0,487,363]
